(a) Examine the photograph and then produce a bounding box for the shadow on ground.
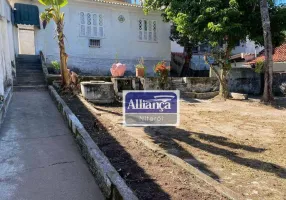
[144,126,286,180]
[61,94,170,200]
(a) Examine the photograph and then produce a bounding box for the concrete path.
[0,90,104,200]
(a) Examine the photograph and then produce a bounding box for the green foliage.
[38,0,68,7]
[255,60,265,73]
[38,0,68,29]
[144,0,286,49]
[136,57,146,69]
[51,60,60,70]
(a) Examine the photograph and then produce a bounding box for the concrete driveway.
[0,90,104,200]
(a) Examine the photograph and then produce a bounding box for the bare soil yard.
[61,94,228,200]
[63,93,286,200]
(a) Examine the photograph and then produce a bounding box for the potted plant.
[110,53,126,77]
[154,61,171,89]
[135,57,145,77]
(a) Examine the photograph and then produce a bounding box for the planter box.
[81,81,114,104]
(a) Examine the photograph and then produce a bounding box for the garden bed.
[60,93,228,200]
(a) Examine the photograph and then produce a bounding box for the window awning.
[14,3,40,28]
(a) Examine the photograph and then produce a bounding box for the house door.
[18,26,35,55]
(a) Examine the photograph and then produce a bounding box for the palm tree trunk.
[56,19,70,87]
[260,0,274,103]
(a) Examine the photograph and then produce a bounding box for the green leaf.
[38,0,53,6]
[38,0,68,7]
[57,0,68,7]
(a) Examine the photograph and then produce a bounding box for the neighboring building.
[276,0,286,5]
[171,38,264,72]
[0,0,14,97]
[246,43,286,73]
[231,38,264,57]
[9,0,171,75]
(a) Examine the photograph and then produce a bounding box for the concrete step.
[16,55,40,61]
[16,71,44,76]
[16,61,41,65]
[16,76,45,82]
[16,80,46,85]
[13,85,47,91]
[16,68,43,73]
[16,67,42,71]
[16,62,41,65]
[16,64,42,68]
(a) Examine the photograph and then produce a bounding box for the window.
[138,19,157,42]
[89,39,100,48]
[131,0,142,5]
[80,12,104,38]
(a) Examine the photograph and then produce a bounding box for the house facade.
[247,43,286,73]
[9,0,171,76]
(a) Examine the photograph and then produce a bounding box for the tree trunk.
[56,18,70,87]
[219,43,231,99]
[180,46,192,77]
[219,68,229,99]
[260,0,274,103]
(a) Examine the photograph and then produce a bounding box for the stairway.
[14,55,46,90]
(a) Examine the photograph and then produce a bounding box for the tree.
[39,0,70,87]
[260,0,274,103]
[170,25,196,76]
[144,0,286,99]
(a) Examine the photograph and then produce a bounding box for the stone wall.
[183,77,219,92]
[141,77,219,93]
[273,73,286,96]
[228,68,261,95]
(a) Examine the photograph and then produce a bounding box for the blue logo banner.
[123,90,180,126]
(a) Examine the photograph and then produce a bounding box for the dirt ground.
[80,96,286,200]
[61,94,228,200]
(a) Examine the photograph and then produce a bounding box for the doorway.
[18,25,35,55]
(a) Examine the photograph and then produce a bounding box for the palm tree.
[39,0,70,87]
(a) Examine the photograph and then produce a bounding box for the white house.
[0,0,14,97]
[9,0,171,76]
[171,38,264,71]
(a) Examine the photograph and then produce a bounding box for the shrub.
[51,60,60,71]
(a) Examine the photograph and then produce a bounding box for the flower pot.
[110,63,126,77]
[136,68,145,77]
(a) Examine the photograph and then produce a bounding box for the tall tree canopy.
[144,0,286,99]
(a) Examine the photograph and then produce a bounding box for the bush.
[51,60,60,71]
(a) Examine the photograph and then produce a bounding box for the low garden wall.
[228,68,261,95]
[227,68,286,96]
[141,77,219,92]
[49,86,138,200]
[273,73,286,96]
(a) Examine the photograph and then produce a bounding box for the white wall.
[171,41,183,53]
[12,0,171,75]
[232,38,264,55]
[0,0,14,96]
